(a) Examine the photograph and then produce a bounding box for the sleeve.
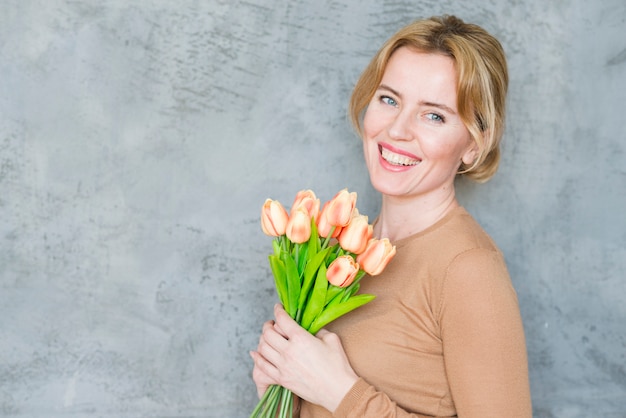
[438,248,532,417]
[332,378,435,418]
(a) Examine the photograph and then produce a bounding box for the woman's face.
[362,47,477,203]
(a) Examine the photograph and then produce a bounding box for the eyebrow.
[377,84,457,115]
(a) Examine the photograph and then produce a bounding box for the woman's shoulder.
[403,206,502,260]
[445,206,500,252]
[432,209,516,317]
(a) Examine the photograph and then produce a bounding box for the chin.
[369,177,408,197]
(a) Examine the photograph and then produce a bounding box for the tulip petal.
[326,255,359,287]
[325,189,357,227]
[286,208,312,244]
[337,212,372,254]
[261,199,289,237]
[357,238,397,275]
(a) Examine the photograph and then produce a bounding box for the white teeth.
[381,147,420,166]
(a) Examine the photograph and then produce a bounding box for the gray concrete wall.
[1,1,624,417]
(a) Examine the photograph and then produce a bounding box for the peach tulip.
[261,199,289,237]
[290,189,320,220]
[326,255,359,287]
[324,189,357,227]
[338,210,373,254]
[285,207,311,244]
[316,201,342,238]
[357,238,397,276]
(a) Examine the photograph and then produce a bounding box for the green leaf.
[342,283,360,302]
[300,263,328,330]
[325,243,341,266]
[324,284,344,306]
[296,241,308,276]
[298,246,332,311]
[272,238,281,257]
[282,253,301,319]
[308,218,321,256]
[307,294,375,335]
[268,255,288,308]
[324,288,344,308]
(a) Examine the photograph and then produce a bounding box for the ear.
[461,140,479,166]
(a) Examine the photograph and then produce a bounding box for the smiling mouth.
[379,145,420,166]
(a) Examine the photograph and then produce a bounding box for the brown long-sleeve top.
[299,206,532,418]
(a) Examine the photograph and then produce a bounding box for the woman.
[250,15,532,417]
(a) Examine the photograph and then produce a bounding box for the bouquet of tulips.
[250,189,396,418]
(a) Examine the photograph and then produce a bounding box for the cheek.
[362,106,383,140]
[361,136,378,167]
[421,128,472,161]
[422,139,457,158]
[361,111,378,157]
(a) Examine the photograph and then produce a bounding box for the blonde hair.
[349,15,508,182]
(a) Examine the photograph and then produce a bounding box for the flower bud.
[326,255,359,287]
[290,189,320,220]
[285,207,311,244]
[324,189,357,227]
[261,199,289,237]
[357,238,397,276]
[316,201,342,238]
[338,210,373,254]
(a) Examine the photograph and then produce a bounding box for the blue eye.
[380,95,397,107]
[426,113,445,123]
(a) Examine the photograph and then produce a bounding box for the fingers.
[249,351,276,398]
[261,319,275,336]
[249,309,297,398]
[253,305,321,388]
[257,315,291,370]
[273,303,304,338]
[258,306,289,338]
[250,350,275,378]
[261,319,289,349]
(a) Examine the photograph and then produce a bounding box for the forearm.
[325,378,440,418]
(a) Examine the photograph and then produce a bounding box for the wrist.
[324,371,359,413]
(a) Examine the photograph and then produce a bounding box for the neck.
[374,192,459,242]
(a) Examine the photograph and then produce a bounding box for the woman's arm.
[439,248,532,417]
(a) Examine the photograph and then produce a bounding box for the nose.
[387,110,414,141]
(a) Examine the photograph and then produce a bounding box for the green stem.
[295,307,303,324]
[294,244,300,270]
[281,236,288,254]
[279,388,293,418]
[321,226,336,249]
[249,385,281,418]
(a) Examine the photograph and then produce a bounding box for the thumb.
[274,303,301,337]
[315,328,343,349]
[315,328,331,338]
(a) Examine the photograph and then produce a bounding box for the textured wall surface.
[1,1,625,417]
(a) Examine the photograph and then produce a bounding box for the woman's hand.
[250,319,277,399]
[250,304,359,413]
